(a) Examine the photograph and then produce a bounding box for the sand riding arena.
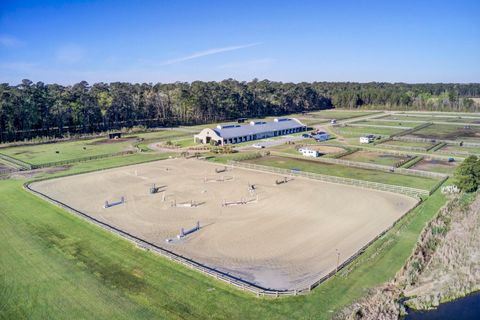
[29,158,418,292]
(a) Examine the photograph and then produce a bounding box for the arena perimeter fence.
[24,182,312,298]
[228,160,430,198]
[24,156,442,298]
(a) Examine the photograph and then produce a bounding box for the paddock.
[30,158,418,290]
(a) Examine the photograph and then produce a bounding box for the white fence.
[228,160,429,197]
[271,151,448,179]
[393,135,480,148]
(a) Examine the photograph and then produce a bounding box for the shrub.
[454,155,480,192]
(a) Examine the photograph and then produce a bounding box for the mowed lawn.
[350,120,416,128]
[245,155,439,190]
[378,140,435,149]
[302,110,381,120]
[0,130,191,166]
[381,114,480,123]
[0,152,448,319]
[332,125,405,137]
[0,138,134,165]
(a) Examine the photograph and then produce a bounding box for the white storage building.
[298,147,320,157]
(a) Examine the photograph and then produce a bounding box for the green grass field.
[0,130,190,166]
[380,114,480,124]
[378,140,435,149]
[132,129,192,141]
[332,125,405,137]
[301,110,380,120]
[350,120,416,128]
[0,151,448,319]
[244,155,439,190]
[0,138,134,165]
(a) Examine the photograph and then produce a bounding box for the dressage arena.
[30,158,418,290]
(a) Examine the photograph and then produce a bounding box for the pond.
[404,291,480,320]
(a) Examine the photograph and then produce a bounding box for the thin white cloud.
[56,44,86,63]
[161,43,261,65]
[0,35,24,47]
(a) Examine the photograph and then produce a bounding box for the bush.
[454,155,480,192]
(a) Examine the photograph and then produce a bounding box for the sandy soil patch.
[30,158,417,290]
[412,158,457,173]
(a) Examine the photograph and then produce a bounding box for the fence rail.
[392,122,433,137]
[26,182,318,298]
[393,136,480,147]
[25,155,438,298]
[0,153,32,170]
[271,151,447,179]
[378,143,429,152]
[30,150,138,169]
[0,167,18,176]
[229,160,429,197]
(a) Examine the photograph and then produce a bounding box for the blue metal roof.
[212,118,305,139]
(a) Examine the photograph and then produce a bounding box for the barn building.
[194,118,307,145]
[312,131,330,141]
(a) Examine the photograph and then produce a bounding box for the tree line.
[0,79,479,142]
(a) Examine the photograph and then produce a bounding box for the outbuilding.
[109,132,122,139]
[359,135,375,144]
[298,147,320,158]
[194,118,306,145]
[312,132,330,141]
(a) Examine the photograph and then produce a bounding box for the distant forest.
[1,79,479,142]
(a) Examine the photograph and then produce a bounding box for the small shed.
[360,135,375,144]
[109,132,122,139]
[299,147,320,158]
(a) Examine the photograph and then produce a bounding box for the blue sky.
[1,0,479,84]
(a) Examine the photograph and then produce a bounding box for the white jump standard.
[103,196,125,208]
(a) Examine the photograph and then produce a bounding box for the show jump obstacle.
[222,195,258,207]
[177,221,200,239]
[103,196,125,208]
[204,175,234,183]
[171,199,200,208]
